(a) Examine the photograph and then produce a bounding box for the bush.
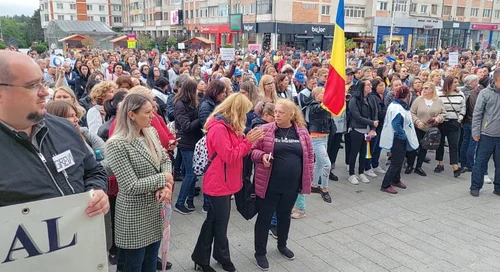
[33,43,47,54]
[0,42,7,50]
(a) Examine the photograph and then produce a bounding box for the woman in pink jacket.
[191,93,264,272]
[251,98,314,271]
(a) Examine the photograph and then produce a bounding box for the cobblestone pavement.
[111,152,500,272]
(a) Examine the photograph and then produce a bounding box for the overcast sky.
[0,0,39,16]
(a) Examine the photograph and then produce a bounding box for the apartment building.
[39,0,123,30]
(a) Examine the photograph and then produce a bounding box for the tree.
[239,37,249,50]
[166,36,178,50]
[81,35,96,49]
[137,34,154,50]
[0,17,28,48]
[345,38,355,51]
[25,9,44,44]
[0,41,7,50]
[32,43,47,54]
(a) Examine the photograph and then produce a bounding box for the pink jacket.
[203,116,252,197]
[251,122,314,199]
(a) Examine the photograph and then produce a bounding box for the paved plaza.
[112,152,500,272]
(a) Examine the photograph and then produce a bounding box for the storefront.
[242,23,257,44]
[197,25,239,49]
[374,17,442,52]
[376,26,413,52]
[440,21,470,49]
[257,23,334,51]
[471,24,499,49]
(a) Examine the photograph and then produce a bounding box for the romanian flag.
[322,0,346,116]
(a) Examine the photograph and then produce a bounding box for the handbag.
[420,127,441,150]
[234,164,257,220]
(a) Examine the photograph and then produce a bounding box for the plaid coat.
[106,129,172,249]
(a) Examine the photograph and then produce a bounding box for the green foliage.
[239,37,249,49]
[0,42,7,50]
[32,43,47,54]
[166,36,178,49]
[378,43,386,53]
[137,34,154,50]
[222,43,234,48]
[0,9,44,49]
[345,38,355,50]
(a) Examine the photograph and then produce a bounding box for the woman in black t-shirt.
[251,99,314,271]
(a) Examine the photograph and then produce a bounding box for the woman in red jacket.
[191,93,264,272]
[251,98,314,271]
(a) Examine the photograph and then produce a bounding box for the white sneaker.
[358,174,370,183]
[373,166,387,174]
[365,169,377,178]
[348,175,360,185]
[484,175,493,184]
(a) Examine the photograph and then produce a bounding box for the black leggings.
[327,133,343,166]
[406,128,427,168]
[348,130,367,176]
[254,189,298,256]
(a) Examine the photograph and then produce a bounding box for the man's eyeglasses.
[0,82,49,93]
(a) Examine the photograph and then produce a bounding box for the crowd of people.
[0,44,499,272]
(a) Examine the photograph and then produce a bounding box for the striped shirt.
[437,90,466,121]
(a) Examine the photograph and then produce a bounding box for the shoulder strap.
[444,95,460,119]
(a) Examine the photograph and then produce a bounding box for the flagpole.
[388,0,396,52]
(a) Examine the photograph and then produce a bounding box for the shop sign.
[423,25,434,30]
[472,24,499,30]
[244,25,254,32]
[311,26,326,34]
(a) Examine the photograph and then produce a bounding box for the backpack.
[192,135,217,176]
[420,127,441,150]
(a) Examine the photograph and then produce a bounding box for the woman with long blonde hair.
[106,94,173,272]
[258,75,278,103]
[251,98,314,270]
[192,93,264,272]
[52,86,86,119]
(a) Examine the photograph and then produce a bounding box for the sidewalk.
[112,153,500,272]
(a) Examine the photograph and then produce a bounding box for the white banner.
[159,55,168,70]
[0,191,108,272]
[220,48,235,61]
[448,52,459,66]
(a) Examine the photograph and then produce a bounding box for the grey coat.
[472,85,500,138]
[106,128,172,249]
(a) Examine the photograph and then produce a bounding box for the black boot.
[194,262,216,272]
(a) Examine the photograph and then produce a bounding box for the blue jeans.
[470,135,500,191]
[312,136,331,189]
[119,241,160,272]
[461,124,488,175]
[271,212,277,227]
[176,149,196,206]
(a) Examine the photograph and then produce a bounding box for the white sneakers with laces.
[358,174,370,184]
[348,175,359,185]
[373,166,387,174]
[484,175,493,184]
[364,169,377,178]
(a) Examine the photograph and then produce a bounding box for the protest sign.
[448,52,459,66]
[49,55,65,67]
[0,191,108,272]
[248,44,262,53]
[159,55,168,70]
[220,48,235,61]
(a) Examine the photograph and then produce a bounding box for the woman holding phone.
[251,99,314,271]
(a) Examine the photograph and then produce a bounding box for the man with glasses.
[0,51,109,213]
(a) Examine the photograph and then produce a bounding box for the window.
[218,5,228,17]
[394,0,407,12]
[431,4,438,15]
[163,12,168,20]
[44,3,48,9]
[200,8,207,17]
[257,0,272,14]
[302,3,317,9]
[44,14,49,21]
[420,5,427,13]
[113,17,122,23]
[378,1,388,11]
[113,5,122,12]
[87,4,93,11]
[470,8,478,16]
[456,7,465,16]
[170,0,181,4]
[321,5,330,15]
[185,10,188,19]
[70,15,75,20]
[190,10,193,18]
[443,5,451,15]
[249,3,256,14]
[496,9,500,18]
[410,3,417,12]
[483,9,491,17]
[56,3,63,9]
[100,17,106,22]
[88,16,94,21]
[57,15,64,20]
[196,9,198,17]
[70,3,76,10]
[345,6,366,18]
[99,5,105,11]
